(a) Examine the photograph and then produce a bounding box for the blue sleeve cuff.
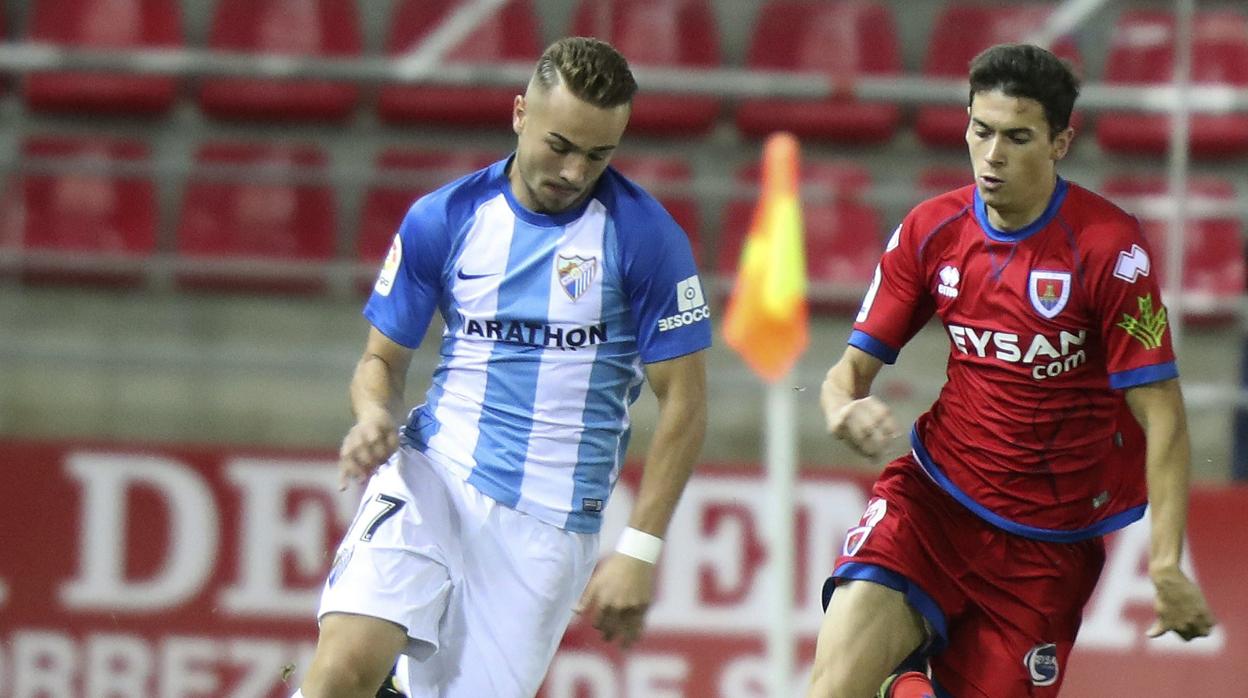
[1109,361,1178,390]
[848,330,900,364]
[641,338,712,365]
[363,305,425,349]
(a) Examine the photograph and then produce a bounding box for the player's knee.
[302,614,407,697]
[301,638,399,698]
[301,653,390,698]
[807,659,871,698]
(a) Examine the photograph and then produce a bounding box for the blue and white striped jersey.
[364,156,712,532]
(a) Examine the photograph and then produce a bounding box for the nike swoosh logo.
[457,269,498,281]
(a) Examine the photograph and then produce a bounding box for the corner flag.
[723,132,809,382]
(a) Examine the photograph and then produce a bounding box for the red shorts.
[827,456,1106,698]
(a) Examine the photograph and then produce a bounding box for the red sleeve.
[1085,217,1178,389]
[849,214,936,364]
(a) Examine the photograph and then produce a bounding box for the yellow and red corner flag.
[723,132,809,383]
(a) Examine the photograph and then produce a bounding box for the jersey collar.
[974,176,1068,242]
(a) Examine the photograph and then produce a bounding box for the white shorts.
[318,447,599,698]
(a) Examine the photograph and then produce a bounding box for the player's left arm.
[1124,378,1217,641]
[575,349,707,648]
[629,349,708,537]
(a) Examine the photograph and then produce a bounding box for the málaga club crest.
[557,254,597,301]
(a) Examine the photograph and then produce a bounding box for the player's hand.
[825,395,901,460]
[337,407,399,490]
[574,553,657,648]
[1147,566,1216,641]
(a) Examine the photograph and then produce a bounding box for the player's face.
[966,90,1072,229]
[510,81,630,213]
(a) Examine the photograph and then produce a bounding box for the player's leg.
[300,613,408,697]
[808,460,967,698]
[806,579,928,698]
[302,451,458,698]
[929,532,1105,697]
[401,473,598,698]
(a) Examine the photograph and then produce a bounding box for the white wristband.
[615,527,663,564]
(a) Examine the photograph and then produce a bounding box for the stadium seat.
[570,0,723,136]
[358,148,499,268]
[4,136,156,286]
[197,0,362,122]
[735,0,902,144]
[1102,175,1245,324]
[610,155,701,262]
[1097,10,1248,158]
[25,0,182,115]
[176,142,335,293]
[719,159,881,314]
[917,166,974,200]
[377,0,542,128]
[915,3,1083,148]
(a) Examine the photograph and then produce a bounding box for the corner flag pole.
[765,378,798,695]
[722,132,809,696]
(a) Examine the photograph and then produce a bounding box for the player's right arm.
[346,188,453,488]
[338,327,415,490]
[821,347,900,459]
[823,212,933,459]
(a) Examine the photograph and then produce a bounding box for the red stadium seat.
[735,0,902,144]
[358,148,498,267]
[1102,175,1245,324]
[377,0,542,128]
[1097,11,1248,158]
[719,160,881,314]
[570,0,723,136]
[610,155,701,262]
[916,3,1083,148]
[25,0,182,115]
[176,142,335,292]
[197,0,361,122]
[917,166,974,200]
[4,136,156,286]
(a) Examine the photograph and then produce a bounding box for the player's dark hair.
[532,37,637,108]
[968,44,1080,136]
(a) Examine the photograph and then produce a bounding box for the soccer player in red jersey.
[806,44,1216,698]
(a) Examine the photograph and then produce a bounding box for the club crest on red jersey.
[1029,270,1071,319]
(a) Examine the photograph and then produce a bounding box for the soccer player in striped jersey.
[807,44,1215,698]
[296,37,710,698]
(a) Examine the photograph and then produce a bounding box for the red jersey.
[852,178,1176,540]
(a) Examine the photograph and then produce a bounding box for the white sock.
[290,691,304,698]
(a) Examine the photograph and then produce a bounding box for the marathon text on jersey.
[947,325,1088,380]
[460,314,608,350]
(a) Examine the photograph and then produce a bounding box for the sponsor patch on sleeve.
[1113,244,1150,283]
[676,275,706,311]
[374,234,402,297]
[1117,293,1167,349]
[659,275,711,331]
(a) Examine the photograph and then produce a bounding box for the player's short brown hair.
[532,37,638,108]
[969,43,1080,136]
